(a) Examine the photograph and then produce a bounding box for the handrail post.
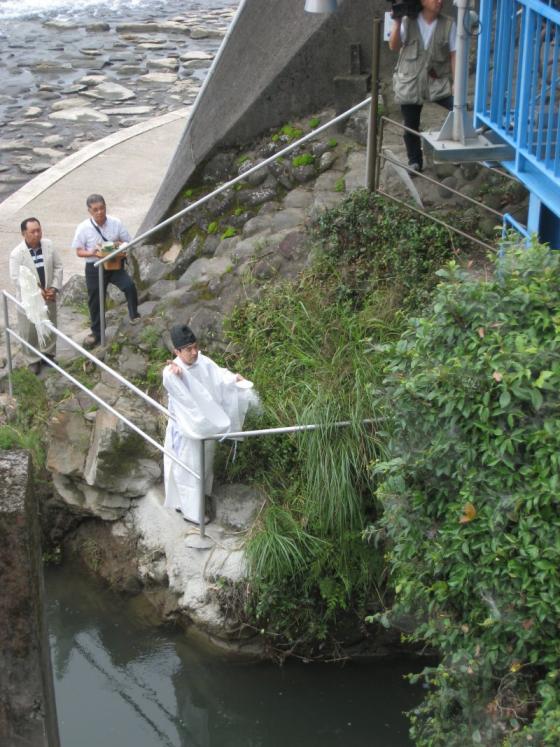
[98,263,105,347]
[366,16,382,190]
[2,293,13,397]
[198,439,206,537]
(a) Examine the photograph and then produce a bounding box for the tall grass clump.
[0,368,49,467]
[222,191,464,653]
[374,242,560,744]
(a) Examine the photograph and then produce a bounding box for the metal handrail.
[3,290,174,423]
[205,418,376,441]
[1,291,197,480]
[92,96,373,344]
[3,288,374,542]
[376,114,527,252]
[188,417,376,535]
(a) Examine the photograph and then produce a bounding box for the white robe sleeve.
[163,364,231,439]
[203,357,261,436]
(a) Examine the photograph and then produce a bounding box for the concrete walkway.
[0,108,189,294]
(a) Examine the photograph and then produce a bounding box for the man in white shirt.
[162,324,258,525]
[9,217,63,374]
[389,0,457,172]
[71,193,140,349]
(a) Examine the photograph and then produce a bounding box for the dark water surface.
[45,564,423,747]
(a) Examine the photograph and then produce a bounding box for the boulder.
[116,349,149,379]
[318,151,337,172]
[147,279,178,300]
[238,186,277,207]
[147,58,179,72]
[212,484,263,530]
[268,160,294,189]
[138,72,178,85]
[178,255,233,289]
[344,151,366,191]
[293,164,317,184]
[49,107,109,123]
[238,159,267,187]
[84,82,136,101]
[202,151,236,183]
[180,51,213,62]
[52,473,134,521]
[131,245,170,286]
[282,187,313,209]
[83,406,160,496]
[47,407,92,477]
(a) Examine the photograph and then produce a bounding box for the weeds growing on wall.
[0,368,48,467]
[374,242,560,744]
[221,190,460,653]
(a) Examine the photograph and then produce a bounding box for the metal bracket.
[422,129,515,162]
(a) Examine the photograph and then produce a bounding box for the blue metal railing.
[475,0,560,188]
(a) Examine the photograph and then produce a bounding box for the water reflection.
[45,564,422,747]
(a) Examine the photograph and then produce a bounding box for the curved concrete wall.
[141,0,393,231]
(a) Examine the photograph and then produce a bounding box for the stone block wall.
[0,451,60,747]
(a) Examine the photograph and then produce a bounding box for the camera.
[387,0,422,19]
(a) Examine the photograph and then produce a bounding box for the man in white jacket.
[163,324,258,525]
[9,217,63,374]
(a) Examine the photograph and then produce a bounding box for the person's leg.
[108,268,139,320]
[435,95,453,111]
[400,103,423,169]
[17,310,40,367]
[85,263,102,341]
[42,299,57,359]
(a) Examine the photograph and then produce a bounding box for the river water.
[45,564,424,747]
[0,0,230,24]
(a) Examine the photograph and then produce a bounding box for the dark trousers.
[400,95,454,168]
[85,262,139,340]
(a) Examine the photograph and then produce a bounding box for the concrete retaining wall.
[0,451,60,747]
[140,0,394,231]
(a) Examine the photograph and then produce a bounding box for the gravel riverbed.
[0,0,238,200]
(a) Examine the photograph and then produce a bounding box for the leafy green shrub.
[221,226,237,240]
[308,117,321,129]
[207,221,218,235]
[334,177,346,193]
[375,242,560,744]
[292,153,315,168]
[0,368,48,466]
[311,189,461,313]
[281,124,303,141]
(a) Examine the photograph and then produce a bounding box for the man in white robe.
[163,324,258,524]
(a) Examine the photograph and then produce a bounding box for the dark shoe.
[28,362,41,375]
[175,508,211,525]
[129,315,141,325]
[83,334,100,350]
[183,514,211,526]
[44,354,56,364]
[409,162,423,174]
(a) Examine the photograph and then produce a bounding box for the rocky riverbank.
[7,103,524,652]
[0,2,237,200]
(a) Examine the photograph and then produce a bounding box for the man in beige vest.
[9,218,63,374]
[389,0,456,172]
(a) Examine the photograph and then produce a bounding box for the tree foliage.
[375,243,560,744]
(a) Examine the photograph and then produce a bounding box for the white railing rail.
[2,290,197,480]
[2,290,375,544]
[93,96,373,344]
